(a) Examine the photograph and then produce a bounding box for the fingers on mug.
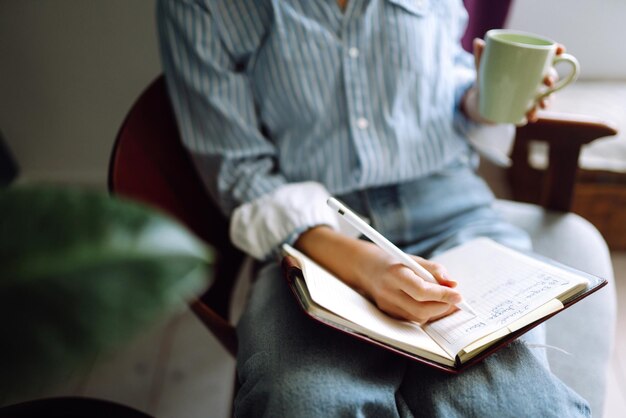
[536,53,580,102]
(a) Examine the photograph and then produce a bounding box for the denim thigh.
[235,162,589,417]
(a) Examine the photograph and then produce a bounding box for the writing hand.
[357,244,462,324]
[295,226,463,324]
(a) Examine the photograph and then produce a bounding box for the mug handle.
[537,53,580,101]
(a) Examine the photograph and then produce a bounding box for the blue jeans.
[235,161,590,417]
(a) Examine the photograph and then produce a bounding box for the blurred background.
[0,1,624,417]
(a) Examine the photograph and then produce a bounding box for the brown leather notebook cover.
[281,254,607,374]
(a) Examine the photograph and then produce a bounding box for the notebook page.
[283,245,451,359]
[423,238,589,356]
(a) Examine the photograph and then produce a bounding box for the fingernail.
[439,273,456,286]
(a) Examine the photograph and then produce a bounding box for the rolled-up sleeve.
[230,182,341,260]
[156,0,339,260]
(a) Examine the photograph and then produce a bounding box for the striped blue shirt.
[157,0,476,217]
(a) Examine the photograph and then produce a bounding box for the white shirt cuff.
[229,182,342,260]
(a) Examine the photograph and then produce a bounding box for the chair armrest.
[190,242,246,358]
[509,111,618,211]
[190,299,238,356]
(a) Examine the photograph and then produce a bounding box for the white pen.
[327,197,477,317]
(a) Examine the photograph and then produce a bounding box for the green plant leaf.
[0,186,214,404]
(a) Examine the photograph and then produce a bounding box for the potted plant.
[0,186,213,406]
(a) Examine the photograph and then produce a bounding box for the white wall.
[507,0,626,80]
[0,0,161,187]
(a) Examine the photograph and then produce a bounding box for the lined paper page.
[424,238,588,356]
[283,245,451,360]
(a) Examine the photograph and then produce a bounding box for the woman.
[157,1,589,416]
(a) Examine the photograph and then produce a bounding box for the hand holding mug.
[463,30,579,125]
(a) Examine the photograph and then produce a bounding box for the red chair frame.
[108,76,242,357]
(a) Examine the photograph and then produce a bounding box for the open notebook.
[281,237,606,373]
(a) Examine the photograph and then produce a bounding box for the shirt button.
[356,118,369,130]
[348,47,360,59]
